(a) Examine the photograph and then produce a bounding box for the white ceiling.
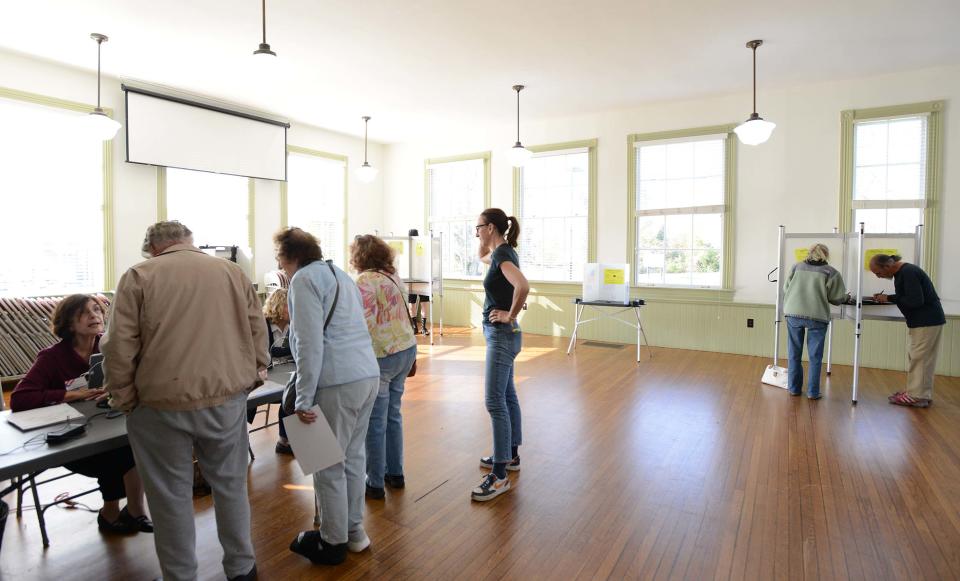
[3,0,959,143]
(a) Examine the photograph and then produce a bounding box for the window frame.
[0,86,116,292]
[626,124,737,297]
[511,139,597,284]
[423,151,492,280]
[839,101,943,281]
[157,166,256,279]
[278,145,349,267]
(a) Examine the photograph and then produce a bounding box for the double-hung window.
[515,143,595,282]
[840,102,943,276]
[284,148,347,267]
[630,128,735,288]
[0,91,111,296]
[165,168,251,251]
[426,154,489,279]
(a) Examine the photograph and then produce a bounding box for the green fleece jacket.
[782,260,847,323]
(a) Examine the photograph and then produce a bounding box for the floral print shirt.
[356,271,417,358]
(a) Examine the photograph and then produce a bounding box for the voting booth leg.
[851,222,865,405]
[826,321,833,376]
[635,307,651,362]
[566,304,584,355]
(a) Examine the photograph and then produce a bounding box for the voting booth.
[381,232,444,343]
[583,263,630,304]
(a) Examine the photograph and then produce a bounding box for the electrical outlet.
[747,318,754,328]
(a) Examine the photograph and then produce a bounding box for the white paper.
[282,405,344,476]
[6,403,85,431]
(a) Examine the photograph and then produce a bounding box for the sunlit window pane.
[287,152,346,266]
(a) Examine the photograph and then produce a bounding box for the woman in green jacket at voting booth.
[781,243,848,399]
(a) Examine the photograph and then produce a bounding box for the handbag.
[377,270,419,378]
[282,261,340,415]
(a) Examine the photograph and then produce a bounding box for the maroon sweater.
[10,336,100,412]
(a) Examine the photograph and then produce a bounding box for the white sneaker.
[471,473,511,502]
[348,532,371,553]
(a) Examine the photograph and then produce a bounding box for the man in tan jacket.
[102,221,268,581]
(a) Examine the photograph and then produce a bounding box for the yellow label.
[794,248,809,262]
[864,248,898,270]
[388,241,405,255]
[603,268,625,285]
[415,242,425,256]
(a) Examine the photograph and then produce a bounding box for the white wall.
[0,49,385,289]
[382,65,959,310]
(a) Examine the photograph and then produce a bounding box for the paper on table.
[282,405,344,476]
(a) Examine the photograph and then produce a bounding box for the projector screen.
[124,88,288,181]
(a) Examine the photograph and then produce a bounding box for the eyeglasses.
[475,223,489,232]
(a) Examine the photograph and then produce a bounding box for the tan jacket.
[102,244,269,412]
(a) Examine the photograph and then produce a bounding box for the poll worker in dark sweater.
[869,254,946,408]
[11,294,152,534]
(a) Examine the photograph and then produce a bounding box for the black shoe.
[228,565,258,581]
[275,440,294,455]
[97,510,138,535]
[479,456,521,471]
[384,474,405,489]
[119,506,154,533]
[365,484,385,499]
[290,531,348,565]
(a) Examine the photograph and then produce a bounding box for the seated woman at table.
[263,288,294,454]
[10,294,152,535]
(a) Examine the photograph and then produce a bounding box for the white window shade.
[0,97,104,296]
[124,86,288,181]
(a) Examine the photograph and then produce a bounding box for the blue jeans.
[365,345,416,488]
[786,316,828,396]
[483,321,523,464]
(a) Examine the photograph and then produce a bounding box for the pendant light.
[82,33,121,141]
[506,84,533,167]
[253,0,277,60]
[356,116,379,183]
[734,40,776,146]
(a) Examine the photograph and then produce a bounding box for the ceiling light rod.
[513,84,524,146]
[254,0,276,56]
[362,116,371,163]
[748,39,761,119]
[91,33,107,111]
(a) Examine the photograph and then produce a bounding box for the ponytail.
[505,216,520,248]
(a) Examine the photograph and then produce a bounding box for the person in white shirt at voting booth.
[781,243,848,399]
[274,227,380,567]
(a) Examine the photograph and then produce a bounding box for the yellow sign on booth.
[415,242,425,256]
[388,241,405,255]
[603,268,625,285]
[794,248,809,262]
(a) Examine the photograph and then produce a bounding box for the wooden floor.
[3,329,960,580]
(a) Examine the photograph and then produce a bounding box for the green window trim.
[838,100,944,282]
[280,145,350,264]
[423,151,492,280]
[626,124,738,298]
[511,139,598,284]
[0,86,116,290]
[156,167,257,278]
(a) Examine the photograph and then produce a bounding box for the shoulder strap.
[376,270,416,327]
[324,260,340,331]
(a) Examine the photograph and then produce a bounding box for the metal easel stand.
[566,299,650,364]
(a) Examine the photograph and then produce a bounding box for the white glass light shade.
[82,109,121,140]
[355,162,379,183]
[507,144,533,167]
[734,117,776,145]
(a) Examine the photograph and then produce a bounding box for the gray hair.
[141,221,193,256]
[870,253,902,267]
[806,243,830,263]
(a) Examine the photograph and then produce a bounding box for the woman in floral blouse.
[351,235,418,500]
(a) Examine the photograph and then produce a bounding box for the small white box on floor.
[583,263,630,304]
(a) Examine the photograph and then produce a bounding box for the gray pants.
[127,394,255,581]
[313,377,378,545]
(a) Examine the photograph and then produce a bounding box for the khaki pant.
[906,325,943,401]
